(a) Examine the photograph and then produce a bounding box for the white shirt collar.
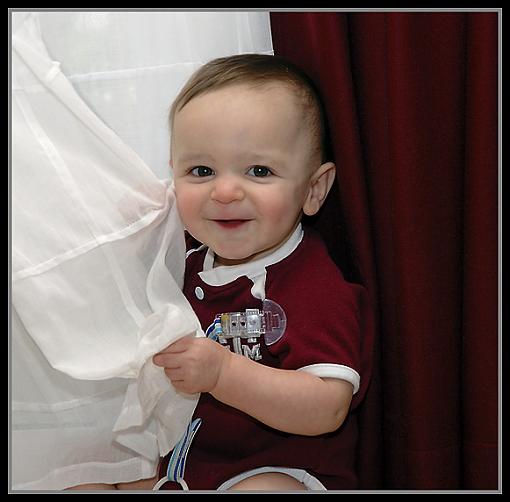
[198,223,304,287]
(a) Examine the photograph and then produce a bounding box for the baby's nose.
[210,176,244,204]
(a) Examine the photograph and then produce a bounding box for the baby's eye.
[247,165,273,177]
[190,166,214,177]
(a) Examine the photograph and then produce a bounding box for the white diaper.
[216,466,327,491]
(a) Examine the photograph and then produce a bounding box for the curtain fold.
[270,11,498,490]
[461,12,498,489]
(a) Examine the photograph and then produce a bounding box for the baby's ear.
[303,162,336,216]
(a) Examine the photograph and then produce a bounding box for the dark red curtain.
[270,12,498,490]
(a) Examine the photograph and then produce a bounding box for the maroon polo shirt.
[159,225,370,490]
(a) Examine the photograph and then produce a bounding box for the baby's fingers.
[163,367,183,381]
[153,352,179,368]
[155,335,195,357]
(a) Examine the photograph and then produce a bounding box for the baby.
[151,54,370,491]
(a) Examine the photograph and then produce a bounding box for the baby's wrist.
[210,345,234,397]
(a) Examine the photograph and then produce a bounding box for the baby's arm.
[153,336,353,436]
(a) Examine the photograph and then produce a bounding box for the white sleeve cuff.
[297,363,360,394]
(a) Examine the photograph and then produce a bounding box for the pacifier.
[211,298,287,346]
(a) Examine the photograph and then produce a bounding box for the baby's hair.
[169,53,330,163]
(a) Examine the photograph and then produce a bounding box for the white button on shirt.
[195,286,205,300]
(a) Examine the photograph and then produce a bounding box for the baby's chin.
[213,253,253,267]
[212,244,282,268]
[210,244,262,266]
[207,241,260,267]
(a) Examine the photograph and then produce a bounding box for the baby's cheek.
[175,189,199,227]
[260,195,299,225]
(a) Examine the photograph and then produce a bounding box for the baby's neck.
[213,255,254,268]
[213,249,278,268]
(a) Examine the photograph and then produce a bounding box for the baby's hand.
[153,336,230,395]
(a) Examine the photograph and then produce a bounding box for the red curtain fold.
[270,12,498,490]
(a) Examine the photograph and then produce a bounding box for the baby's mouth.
[212,219,251,229]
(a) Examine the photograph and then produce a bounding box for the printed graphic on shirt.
[205,300,287,362]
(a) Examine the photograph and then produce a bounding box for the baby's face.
[171,83,319,267]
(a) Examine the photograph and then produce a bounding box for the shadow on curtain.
[270,11,498,490]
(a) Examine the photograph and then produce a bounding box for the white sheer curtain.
[10,11,273,490]
[36,11,273,179]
